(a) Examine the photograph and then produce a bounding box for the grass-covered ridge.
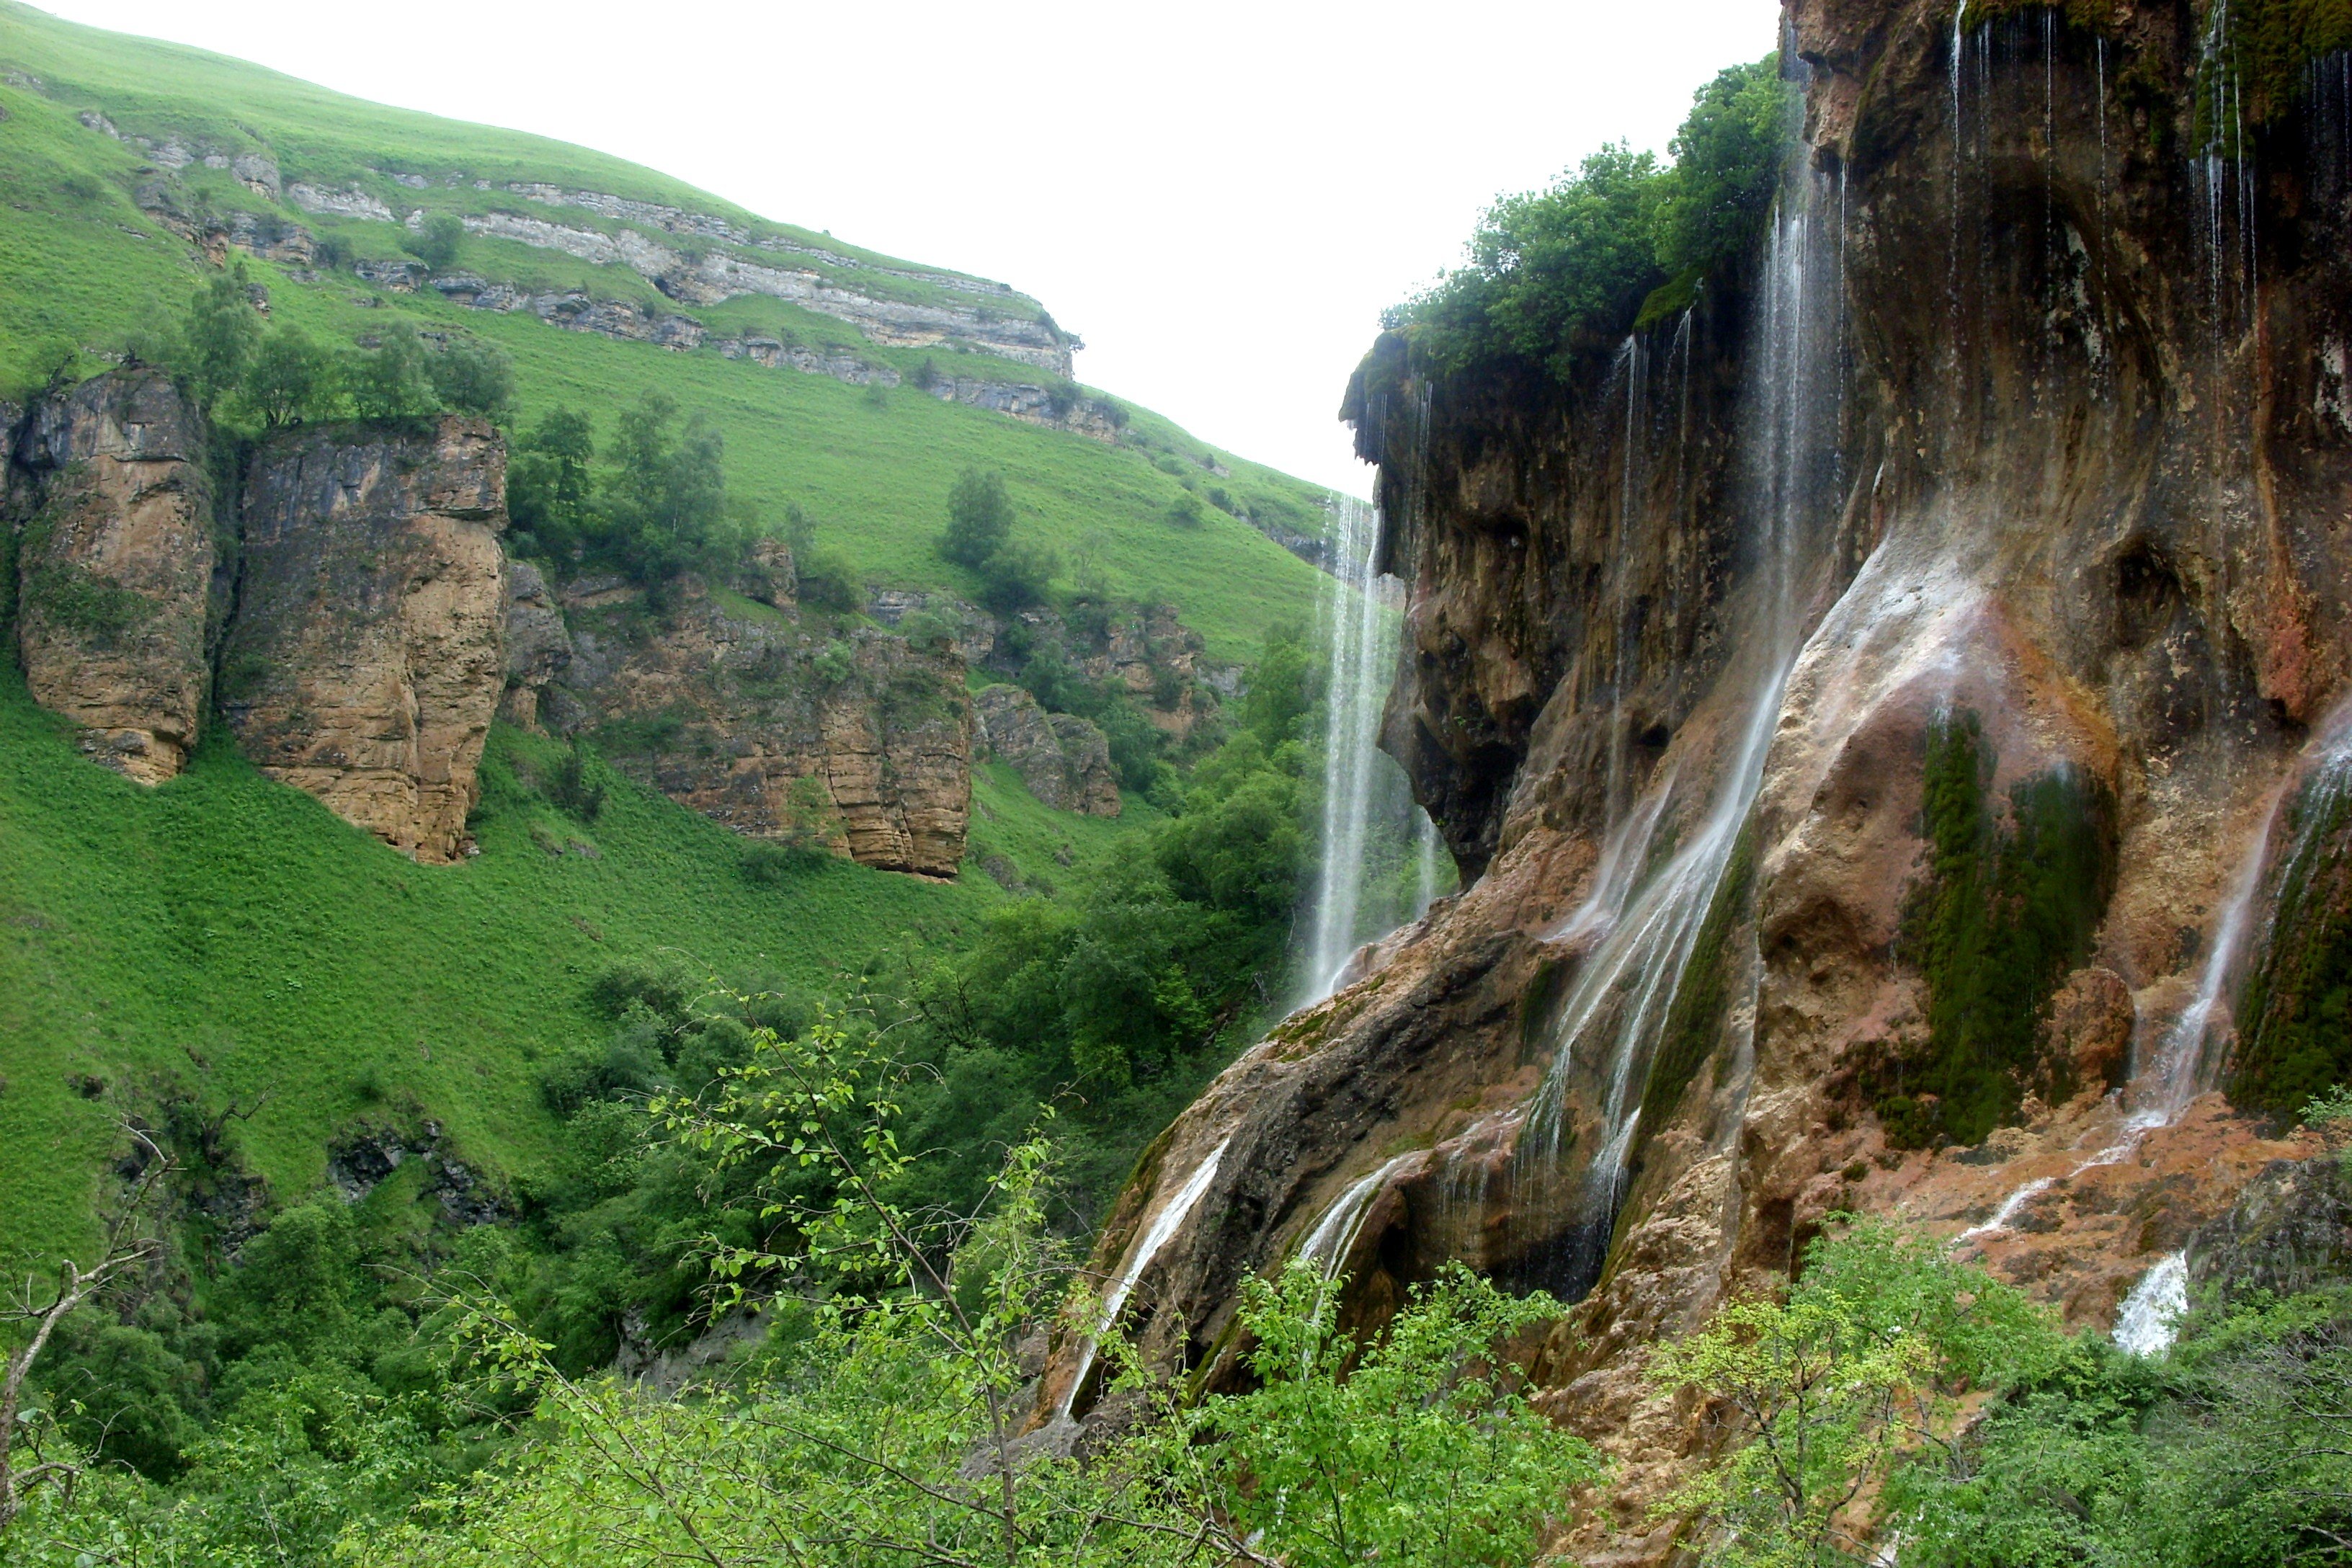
[0,0,1332,662]
[0,662,1139,1273]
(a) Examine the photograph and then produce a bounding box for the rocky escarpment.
[6,367,215,783]
[974,682,1121,817]
[1053,3,2352,1556]
[3,372,516,861]
[221,417,509,865]
[508,578,975,879]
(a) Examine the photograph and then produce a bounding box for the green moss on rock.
[2232,767,2352,1113]
[1875,712,2116,1148]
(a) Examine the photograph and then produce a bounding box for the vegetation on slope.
[0,0,1332,659]
[1381,53,1794,385]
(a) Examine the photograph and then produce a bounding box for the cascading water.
[2112,1252,2190,1356]
[1056,1137,1231,1420]
[1508,150,1848,1298]
[1964,710,2352,1244]
[1300,496,1448,1005]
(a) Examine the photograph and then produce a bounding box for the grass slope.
[0,669,1140,1271]
[0,0,1332,660]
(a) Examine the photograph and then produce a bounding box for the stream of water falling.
[1505,157,1846,1298]
[1964,711,2352,1244]
[1300,497,1445,1005]
[1057,1137,1230,1420]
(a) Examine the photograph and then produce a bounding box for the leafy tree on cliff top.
[1389,51,1791,380]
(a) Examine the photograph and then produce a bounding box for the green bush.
[1386,53,1791,383]
[399,211,466,273]
[938,466,1013,569]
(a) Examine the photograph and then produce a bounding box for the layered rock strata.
[974,682,1121,817]
[534,587,974,878]
[220,417,509,863]
[1050,3,2352,1556]
[9,368,215,783]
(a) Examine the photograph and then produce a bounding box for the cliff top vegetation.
[1383,52,1794,385]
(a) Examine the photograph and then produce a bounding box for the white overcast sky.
[42,0,1782,494]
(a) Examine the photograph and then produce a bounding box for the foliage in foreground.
[1656,1198,2352,1568]
[343,1012,1597,1567]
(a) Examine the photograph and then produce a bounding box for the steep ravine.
[1044,1,2352,1556]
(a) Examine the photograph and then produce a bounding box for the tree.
[402,212,466,273]
[1652,56,1795,282]
[507,407,595,560]
[600,391,737,587]
[346,321,437,423]
[1649,1217,2057,1567]
[172,263,263,414]
[1,1126,173,1532]
[1203,1262,1601,1568]
[940,466,1015,569]
[240,322,333,429]
[425,336,514,424]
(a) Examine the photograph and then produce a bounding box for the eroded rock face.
[974,683,1121,816]
[546,589,973,878]
[1056,3,2352,1553]
[221,417,507,863]
[10,368,214,783]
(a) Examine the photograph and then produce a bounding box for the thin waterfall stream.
[1506,161,1846,1298]
[1300,495,1446,1006]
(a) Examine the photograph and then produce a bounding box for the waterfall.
[1510,156,1846,1298]
[2113,1252,2189,1356]
[1056,1137,1230,1421]
[1300,496,1446,1005]
[1298,1152,1417,1278]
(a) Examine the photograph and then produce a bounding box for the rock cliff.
[974,682,1121,817]
[523,584,974,880]
[8,368,215,783]
[220,416,509,864]
[1051,3,2352,1554]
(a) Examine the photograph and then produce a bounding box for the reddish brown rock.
[11,368,213,783]
[550,590,973,878]
[220,416,508,863]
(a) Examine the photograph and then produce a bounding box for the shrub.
[1166,491,1205,527]
[401,211,466,272]
[545,739,604,823]
[938,467,1013,569]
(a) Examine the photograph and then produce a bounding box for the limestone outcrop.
[1054,4,2352,1554]
[220,417,509,864]
[974,683,1121,817]
[531,585,974,878]
[9,368,215,783]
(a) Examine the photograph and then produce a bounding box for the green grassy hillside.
[0,0,1337,1269]
[0,0,1331,659]
[0,665,1147,1270]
